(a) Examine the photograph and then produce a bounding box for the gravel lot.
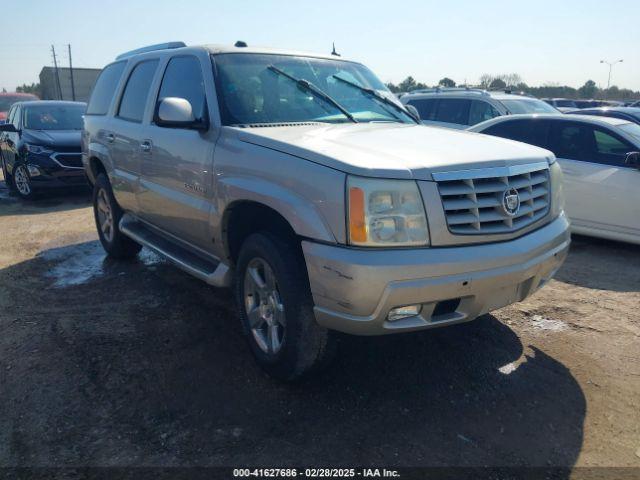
[0,177,638,472]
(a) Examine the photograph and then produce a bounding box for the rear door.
[548,120,640,237]
[109,59,159,212]
[138,54,214,250]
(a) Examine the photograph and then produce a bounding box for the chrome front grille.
[434,162,551,235]
[51,152,83,169]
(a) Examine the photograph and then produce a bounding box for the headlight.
[347,176,429,247]
[26,144,53,155]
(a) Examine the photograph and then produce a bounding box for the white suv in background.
[401,88,559,129]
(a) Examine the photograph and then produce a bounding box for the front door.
[138,55,215,251]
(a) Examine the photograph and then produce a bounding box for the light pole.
[600,59,623,90]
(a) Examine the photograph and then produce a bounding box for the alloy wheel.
[243,257,286,355]
[14,165,31,196]
[96,188,114,242]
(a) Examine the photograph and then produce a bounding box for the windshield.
[619,122,640,141]
[23,104,86,130]
[500,98,559,114]
[212,53,415,125]
[0,95,37,111]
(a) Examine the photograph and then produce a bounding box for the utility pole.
[68,44,76,101]
[51,45,63,100]
[600,59,623,91]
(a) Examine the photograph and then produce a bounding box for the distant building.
[39,66,101,102]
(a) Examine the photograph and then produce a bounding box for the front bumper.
[302,213,570,335]
[23,152,88,189]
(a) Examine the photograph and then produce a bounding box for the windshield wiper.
[331,75,419,123]
[268,65,357,123]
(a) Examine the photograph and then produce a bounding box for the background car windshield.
[23,104,86,130]
[500,98,558,114]
[213,53,414,125]
[0,96,34,111]
[618,122,640,141]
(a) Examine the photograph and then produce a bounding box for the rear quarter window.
[86,62,126,116]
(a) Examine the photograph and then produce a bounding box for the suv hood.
[234,123,553,180]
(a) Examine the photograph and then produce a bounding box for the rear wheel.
[235,232,336,381]
[93,173,141,259]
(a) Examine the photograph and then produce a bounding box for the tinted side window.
[549,122,595,162]
[593,128,633,166]
[157,56,207,121]
[434,99,470,125]
[468,100,500,125]
[117,60,159,123]
[406,99,437,121]
[483,120,549,148]
[86,62,126,115]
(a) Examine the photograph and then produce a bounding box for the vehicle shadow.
[554,234,639,292]
[0,241,585,473]
[0,178,91,216]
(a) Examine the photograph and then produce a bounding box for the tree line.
[385,74,640,100]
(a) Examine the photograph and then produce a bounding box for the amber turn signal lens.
[349,186,367,243]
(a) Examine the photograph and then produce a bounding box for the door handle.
[105,133,115,143]
[140,140,152,153]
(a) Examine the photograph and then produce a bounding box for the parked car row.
[400,88,558,129]
[0,41,634,380]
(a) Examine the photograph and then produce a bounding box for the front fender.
[216,176,338,243]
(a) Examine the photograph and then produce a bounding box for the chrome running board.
[119,214,232,287]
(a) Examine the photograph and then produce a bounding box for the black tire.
[93,173,142,259]
[235,232,336,381]
[12,163,36,199]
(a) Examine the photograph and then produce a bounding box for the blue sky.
[1,0,638,91]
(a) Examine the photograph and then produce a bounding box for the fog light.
[27,165,41,177]
[387,305,421,322]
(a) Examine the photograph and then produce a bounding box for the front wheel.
[93,173,141,259]
[13,163,35,199]
[235,232,336,381]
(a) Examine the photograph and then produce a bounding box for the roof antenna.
[331,42,341,57]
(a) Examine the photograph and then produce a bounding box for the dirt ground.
[0,176,638,474]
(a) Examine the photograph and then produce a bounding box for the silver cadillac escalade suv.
[82,41,570,380]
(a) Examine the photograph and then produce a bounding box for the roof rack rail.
[115,41,187,61]
[407,87,490,96]
[487,88,534,98]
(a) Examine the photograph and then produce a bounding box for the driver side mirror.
[155,97,208,131]
[625,151,640,169]
[0,123,18,133]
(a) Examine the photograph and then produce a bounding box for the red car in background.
[0,92,39,123]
